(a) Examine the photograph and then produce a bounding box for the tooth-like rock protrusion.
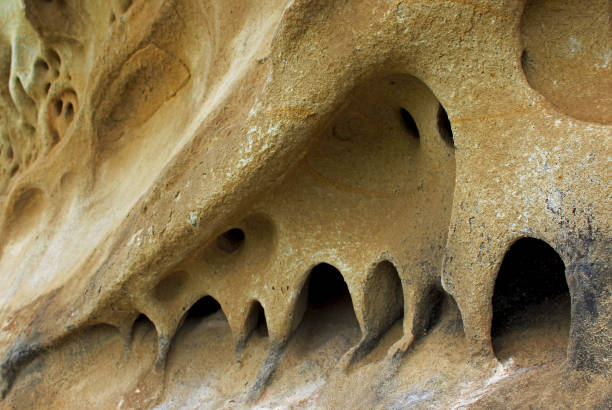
[140,314,178,369]
[247,342,285,403]
[242,261,364,401]
[141,298,205,370]
[342,260,404,366]
[126,312,166,368]
[235,300,269,354]
[155,334,171,370]
[115,315,139,352]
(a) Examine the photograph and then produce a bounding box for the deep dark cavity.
[437,104,454,147]
[415,287,445,337]
[400,107,419,139]
[216,228,245,254]
[131,314,156,340]
[307,263,353,307]
[186,296,221,320]
[34,58,49,71]
[492,237,569,339]
[54,99,63,116]
[65,102,74,121]
[292,263,361,353]
[248,301,269,338]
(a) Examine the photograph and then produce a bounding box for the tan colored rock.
[0,0,610,408]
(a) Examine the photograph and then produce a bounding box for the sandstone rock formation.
[0,0,610,408]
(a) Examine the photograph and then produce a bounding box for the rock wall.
[0,0,610,408]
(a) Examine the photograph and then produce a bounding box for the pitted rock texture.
[0,0,610,408]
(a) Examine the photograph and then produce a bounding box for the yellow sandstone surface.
[0,0,610,408]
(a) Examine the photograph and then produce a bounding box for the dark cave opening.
[491,238,570,359]
[291,263,361,353]
[186,296,222,320]
[247,301,269,338]
[306,263,354,308]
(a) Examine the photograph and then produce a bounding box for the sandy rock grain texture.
[0,0,610,408]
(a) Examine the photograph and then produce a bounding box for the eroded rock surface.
[0,0,610,408]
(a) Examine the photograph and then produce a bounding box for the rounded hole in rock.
[293,263,361,352]
[65,102,74,121]
[414,286,445,337]
[166,297,232,386]
[437,104,454,147]
[491,238,569,363]
[216,228,245,254]
[54,99,63,116]
[307,264,353,307]
[34,59,49,71]
[186,296,222,321]
[246,301,269,339]
[520,0,611,124]
[131,314,156,341]
[309,73,456,198]
[400,108,420,139]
